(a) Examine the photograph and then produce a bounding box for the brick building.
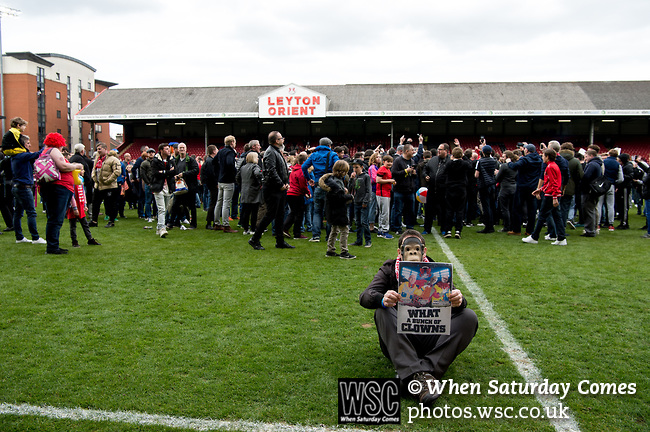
[1,52,116,150]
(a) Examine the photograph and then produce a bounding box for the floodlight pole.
[0,5,21,135]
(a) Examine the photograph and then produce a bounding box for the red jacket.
[542,161,562,198]
[376,166,393,197]
[287,164,310,197]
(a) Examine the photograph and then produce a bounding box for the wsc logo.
[338,378,400,424]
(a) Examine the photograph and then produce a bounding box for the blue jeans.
[311,186,327,239]
[41,183,73,252]
[12,185,40,241]
[202,184,210,211]
[478,186,496,230]
[143,184,153,218]
[354,203,371,244]
[391,190,415,232]
[303,199,313,231]
[368,191,377,227]
[558,195,574,234]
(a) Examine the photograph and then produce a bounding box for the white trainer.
[32,237,47,245]
[551,239,567,246]
[522,235,538,244]
[16,237,32,244]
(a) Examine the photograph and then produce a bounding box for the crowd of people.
[2,120,650,255]
[3,120,649,407]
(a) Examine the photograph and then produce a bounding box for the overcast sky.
[3,0,650,90]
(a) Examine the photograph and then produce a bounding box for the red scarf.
[395,255,430,281]
[95,156,105,170]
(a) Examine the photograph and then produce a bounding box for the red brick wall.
[44,80,68,138]
[3,74,38,140]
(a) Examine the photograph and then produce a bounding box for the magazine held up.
[397,261,452,335]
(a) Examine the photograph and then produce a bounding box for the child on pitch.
[359,229,478,405]
[349,158,372,248]
[522,148,566,245]
[319,159,356,259]
[66,168,101,247]
[375,155,396,239]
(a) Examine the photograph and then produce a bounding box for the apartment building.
[2,52,116,150]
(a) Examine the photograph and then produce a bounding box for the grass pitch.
[0,206,648,432]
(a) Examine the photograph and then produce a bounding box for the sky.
[3,0,650,90]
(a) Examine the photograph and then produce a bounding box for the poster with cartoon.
[397,261,452,335]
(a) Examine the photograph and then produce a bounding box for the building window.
[57,129,61,134]
[88,82,92,90]
[56,92,61,99]
[95,125,102,133]
[37,67,47,144]
[56,110,61,119]
[56,72,60,80]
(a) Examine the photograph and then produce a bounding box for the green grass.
[1,206,648,431]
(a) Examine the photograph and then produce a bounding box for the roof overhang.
[4,52,54,67]
[77,109,649,122]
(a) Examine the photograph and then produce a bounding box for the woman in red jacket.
[283,152,311,239]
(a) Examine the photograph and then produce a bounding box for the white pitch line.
[0,402,364,432]
[432,230,581,432]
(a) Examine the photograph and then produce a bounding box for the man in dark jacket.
[599,149,621,230]
[214,136,238,232]
[150,143,176,238]
[201,144,218,229]
[581,149,603,237]
[139,148,155,222]
[616,153,635,229]
[422,143,449,235]
[474,145,498,233]
[639,159,650,238]
[507,144,542,235]
[249,131,293,250]
[171,143,199,229]
[390,135,424,234]
[359,230,477,406]
[10,135,45,243]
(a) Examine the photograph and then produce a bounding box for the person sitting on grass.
[320,159,356,259]
[359,229,478,406]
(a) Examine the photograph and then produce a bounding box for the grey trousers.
[583,194,599,235]
[374,306,478,381]
[215,183,235,226]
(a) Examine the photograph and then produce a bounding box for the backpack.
[33,148,61,183]
[588,175,611,197]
